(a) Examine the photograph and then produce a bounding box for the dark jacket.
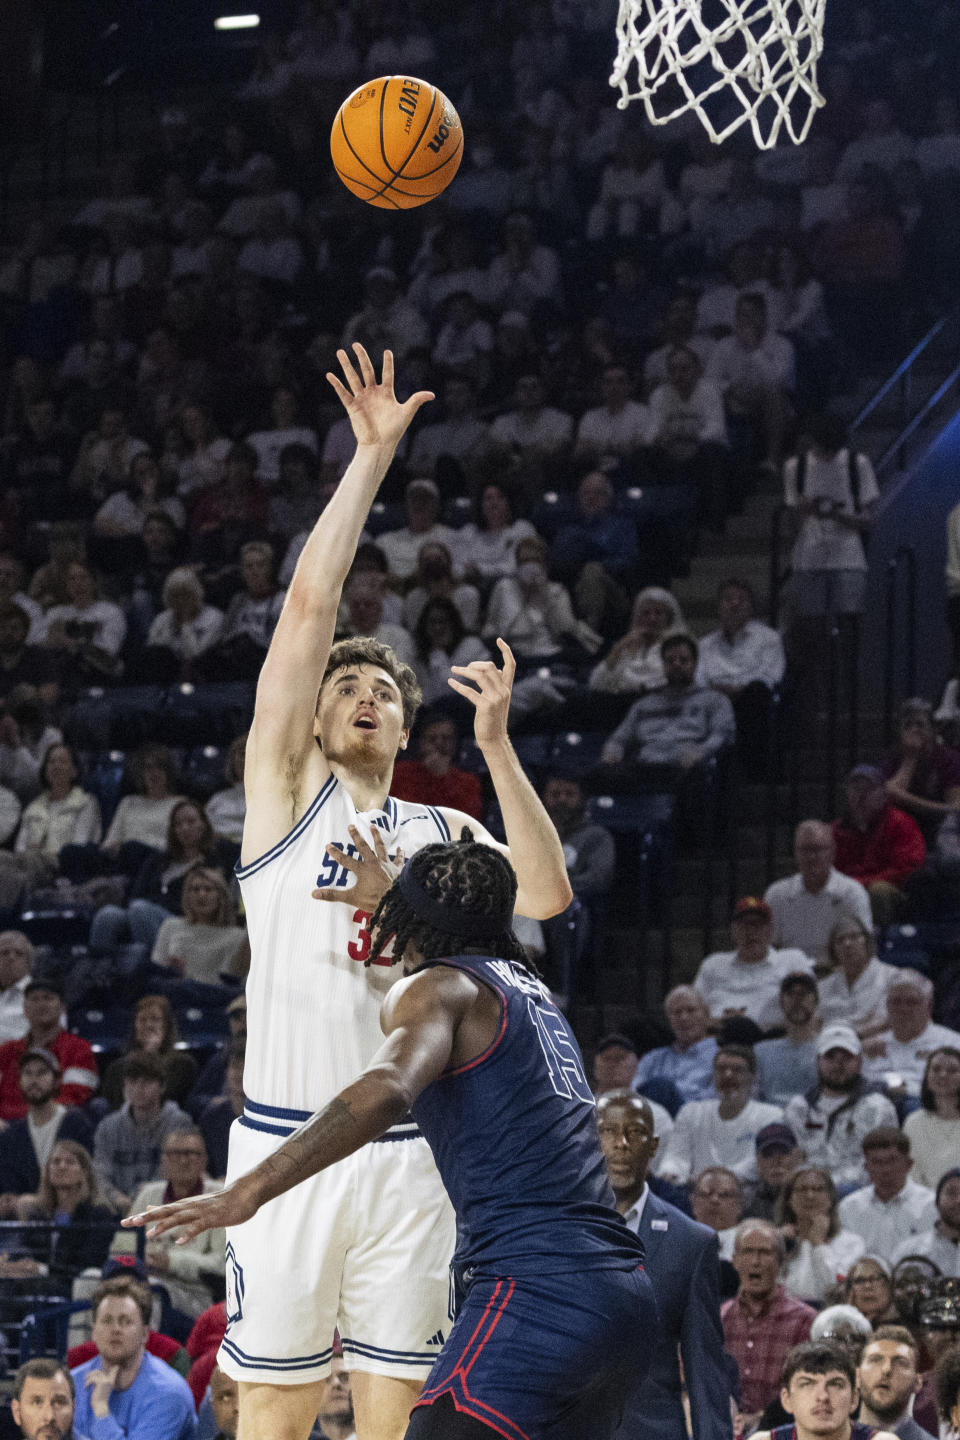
[0,1106,94,1194]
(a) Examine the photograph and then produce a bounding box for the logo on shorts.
[426,1330,445,1346]
[225,1242,245,1326]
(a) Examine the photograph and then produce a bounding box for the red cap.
[732,896,772,921]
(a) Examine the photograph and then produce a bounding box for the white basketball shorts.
[217,1107,456,1386]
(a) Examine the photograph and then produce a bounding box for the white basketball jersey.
[238,775,452,1118]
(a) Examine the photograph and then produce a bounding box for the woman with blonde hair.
[142,566,224,680]
[151,864,246,986]
[100,993,198,1110]
[9,1141,116,1286]
[588,586,685,695]
[817,911,898,1036]
[777,1165,865,1303]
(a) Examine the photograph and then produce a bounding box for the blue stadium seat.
[68,1006,129,1054]
[182,745,227,799]
[18,909,93,948]
[163,683,255,745]
[66,686,166,749]
[365,501,404,536]
[458,733,552,774]
[586,792,676,837]
[81,751,127,827]
[552,731,609,772]
[174,1005,231,1052]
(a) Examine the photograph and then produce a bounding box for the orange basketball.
[330,76,463,210]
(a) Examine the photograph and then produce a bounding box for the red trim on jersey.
[435,964,508,1078]
[415,1278,529,1439]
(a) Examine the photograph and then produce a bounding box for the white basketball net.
[609,0,827,150]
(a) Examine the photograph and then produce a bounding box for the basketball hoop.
[609,0,827,150]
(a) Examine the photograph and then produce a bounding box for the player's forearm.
[239,1071,410,1208]
[482,737,572,919]
[287,442,397,606]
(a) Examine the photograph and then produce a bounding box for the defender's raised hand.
[327,344,434,450]
[448,638,516,748]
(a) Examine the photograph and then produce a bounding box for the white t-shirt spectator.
[696,620,785,691]
[103,794,185,852]
[646,378,727,450]
[863,1020,960,1097]
[782,1232,866,1304]
[151,917,246,985]
[454,520,538,581]
[838,1178,936,1255]
[0,973,29,1043]
[903,1109,960,1191]
[379,524,460,583]
[147,606,225,662]
[575,402,650,457]
[221,590,285,650]
[707,331,796,394]
[764,869,873,965]
[16,787,101,858]
[489,406,573,458]
[205,783,246,846]
[654,1097,784,1184]
[643,337,714,392]
[693,946,815,1030]
[817,957,902,1033]
[783,450,879,573]
[245,426,318,487]
[42,601,127,660]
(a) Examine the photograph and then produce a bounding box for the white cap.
[816,1024,862,1057]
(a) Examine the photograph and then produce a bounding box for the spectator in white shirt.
[484,536,592,661]
[205,733,247,847]
[408,376,492,488]
[574,363,650,464]
[402,542,480,635]
[655,1044,783,1185]
[646,346,729,526]
[903,1048,960,1191]
[707,292,795,468]
[378,478,459,585]
[585,132,671,242]
[697,578,785,776]
[41,563,126,684]
[342,574,416,669]
[488,373,573,474]
[863,970,960,1098]
[236,202,304,289]
[432,291,494,388]
[588,586,684,696]
[341,266,429,363]
[172,403,231,498]
[484,211,561,314]
[456,481,539,586]
[245,385,317,487]
[0,929,33,1043]
[784,1024,899,1191]
[891,1168,960,1276]
[838,1127,937,1255]
[643,294,714,392]
[694,895,814,1031]
[93,452,184,540]
[765,821,873,966]
[838,99,916,181]
[778,1165,866,1303]
[818,913,899,1037]
[196,542,284,680]
[144,568,224,681]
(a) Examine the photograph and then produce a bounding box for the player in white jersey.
[228,344,573,1440]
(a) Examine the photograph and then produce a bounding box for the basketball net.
[609,0,827,150]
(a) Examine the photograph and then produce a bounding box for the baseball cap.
[755,1122,797,1155]
[816,1023,862,1057]
[845,764,884,786]
[226,993,247,1016]
[594,1032,637,1056]
[17,1046,61,1075]
[732,896,771,922]
[102,1255,149,1282]
[24,977,64,998]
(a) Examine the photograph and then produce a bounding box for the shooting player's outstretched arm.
[242,346,433,862]
[122,967,475,1241]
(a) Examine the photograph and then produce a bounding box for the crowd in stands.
[1,0,960,1434]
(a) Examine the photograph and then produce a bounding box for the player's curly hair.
[368,828,539,977]
[318,636,422,728]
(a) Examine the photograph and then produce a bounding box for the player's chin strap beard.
[398,864,511,940]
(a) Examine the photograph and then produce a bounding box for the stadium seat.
[18,909,93,949]
[182,745,227,799]
[552,731,609,772]
[163,683,255,746]
[81,751,127,827]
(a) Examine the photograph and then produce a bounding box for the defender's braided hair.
[368,828,540,978]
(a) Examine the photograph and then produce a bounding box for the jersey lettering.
[527,998,593,1102]
[488,958,548,1000]
[347,910,394,968]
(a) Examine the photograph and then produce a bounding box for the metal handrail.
[875,361,960,476]
[883,547,919,743]
[853,313,952,431]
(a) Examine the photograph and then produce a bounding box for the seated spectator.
[402,542,480,634]
[707,292,795,468]
[112,1129,224,1325]
[634,985,718,1103]
[378,477,459,585]
[765,820,873,966]
[744,1122,804,1221]
[784,1025,899,1192]
[171,403,231,498]
[11,1141,116,1285]
[856,1325,933,1440]
[71,1275,197,1439]
[863,970,960,1098]
[777,1165,866,1303]
[537,768,616,1001]
[411,597,489,712]
[903,1049,960,1192]
[487,374,573,473]
[0,555,44,644]
[267,444,321,548]
[484,211,561,315]
[75,744,184,878]
[0,1047,94,1202]
[28,522,86,612]
[843,1254,900,1330]
[643,293,715,391]
[340,265,429,362]
[0,977,98,1120]
[142,568,224,682]
[150,866,246,988]
[432,291,494,388]
[391,712,482,820]
[598,632,736,776]
[696,577,785,775]
[93,451,185,539]
[100,995,199,1112]
[689,1164,744,1259]
[93,1053,192,1208]
[484,536,596,661]
[340,573,416,668]
[10,1359,83,1440]
[839,1129,937,1256]
[0,742,101,910]
[90,799,237,955]
[68,1256,191,1377]
[456,481,538,586]
[194,541,283,680]
[838,99,916,180]
[755,972,821,1105]
[0,685,63,801]
[928,1305,960,1434]
[891,1169,960,1276]
[189,993,246,1119]
[832,765,926,927]
[591,1032,641,1095]
[0,602,59,709]
[693,896,813,1031]
[0,928,32,1043]
[645,347,729,528]
[882,698,960,845]
[315,1353,354,1440]
[41,563,127,686]
[244,385,316,488]
[187,443,270,577]
[197,1039,245,1182]
[408,376,492,488]
[205,733,247,846]
[817,914,899,1037]
[573,363,650,464]
[549,470,638,636]
[655,1045,783,1185]
[70,406,149,510]
[721,1220,815,1430]
[588,586,684,697]
[237,204,304,291]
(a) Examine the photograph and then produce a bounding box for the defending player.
[227,344,572,1440]
[126,836,655,1440]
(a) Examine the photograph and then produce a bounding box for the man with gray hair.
[0,928,33,1042]
[633,985,717,1102]
[863,970,960,1096]
[764,820,872,963]
[721,1219,816,1429]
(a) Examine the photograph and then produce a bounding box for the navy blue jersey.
[410,953,644,1276]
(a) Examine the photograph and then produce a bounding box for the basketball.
[330,76,463,210]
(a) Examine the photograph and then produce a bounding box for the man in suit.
[597,1089,733,1439]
